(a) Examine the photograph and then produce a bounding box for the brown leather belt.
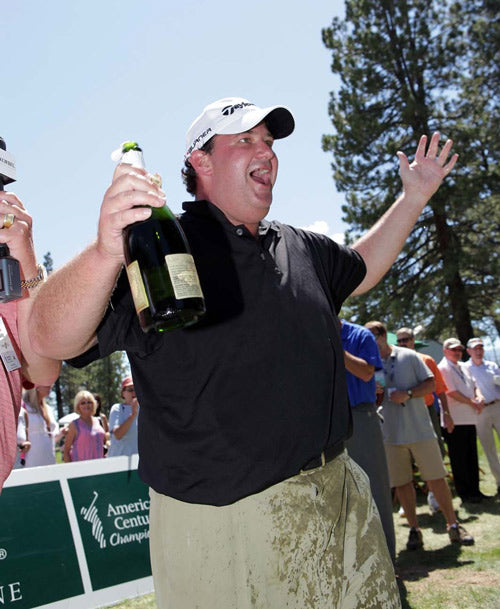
[300,441,345,472]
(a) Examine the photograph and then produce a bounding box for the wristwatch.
[21,264,47,289]
[407,389,413,399]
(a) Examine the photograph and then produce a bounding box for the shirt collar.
[182,199,281,239]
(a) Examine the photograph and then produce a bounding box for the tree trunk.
[432,208,474,343]
[54,378,64,419]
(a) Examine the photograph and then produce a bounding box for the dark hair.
[94,393,102,417]
[181,137,215,196]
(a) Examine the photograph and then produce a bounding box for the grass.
[106,596,156,608]
[395,439,500,609]
[105,439,500,609]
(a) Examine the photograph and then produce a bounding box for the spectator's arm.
[343,350,375,382]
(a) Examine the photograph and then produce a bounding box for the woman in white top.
[22,386,58,467]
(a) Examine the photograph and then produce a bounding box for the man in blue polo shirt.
[341,319,395,561]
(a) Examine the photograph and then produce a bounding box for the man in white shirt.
[438,338,485,503]
[464,338,500,496]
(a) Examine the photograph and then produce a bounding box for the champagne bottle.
[114,141,205,333]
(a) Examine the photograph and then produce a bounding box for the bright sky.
[1,0,348,269]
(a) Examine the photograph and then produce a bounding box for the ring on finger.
[2,213,15,229]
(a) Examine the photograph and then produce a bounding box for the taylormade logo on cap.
[184,97,295,161]
[221,101,254,116]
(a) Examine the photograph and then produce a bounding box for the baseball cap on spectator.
[184,97,295,161]
[443,338,464,350]
[121,376,134,391]
[467,338,484,348]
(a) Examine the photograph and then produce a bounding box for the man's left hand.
[397,132,458,202]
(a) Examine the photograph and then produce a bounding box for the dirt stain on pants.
[149,451,401,609]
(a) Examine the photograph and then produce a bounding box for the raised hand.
[397,132,458,202]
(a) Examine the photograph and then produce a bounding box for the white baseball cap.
[467,338,484,348]
[443,338,464,350]
[184,97,295,161]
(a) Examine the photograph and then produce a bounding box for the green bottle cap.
[111,141,145,167]
[121,141,142,153]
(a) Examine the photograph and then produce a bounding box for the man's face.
[467,344,484,364]
[444,346,464,364]
[202,122,278,228]
[396,334,415,350]
[122,385,136,404]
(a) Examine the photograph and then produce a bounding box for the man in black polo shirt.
[30,97,457,608]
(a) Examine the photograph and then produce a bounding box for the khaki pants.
[149,452,401,609]
[475,400,500,486]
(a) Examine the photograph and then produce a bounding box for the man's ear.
[190,149,213,176]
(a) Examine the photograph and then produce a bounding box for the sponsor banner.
[1,456,153,608]
[0,480,83,607]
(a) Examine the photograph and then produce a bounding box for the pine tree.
[322,0,499,343]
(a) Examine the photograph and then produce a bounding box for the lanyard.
[451,362,466,384]
[383,354,396,384]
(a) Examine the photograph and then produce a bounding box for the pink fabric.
[71,417,105,461]
[0,302,22,490]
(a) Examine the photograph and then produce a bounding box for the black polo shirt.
[73,200,366,505]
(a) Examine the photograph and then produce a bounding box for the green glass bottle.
[114,142,205,333]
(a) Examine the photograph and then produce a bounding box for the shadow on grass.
[396,544,474,608]
[397,543,473,580]
[417,511,479,534]
[458,496,500,516]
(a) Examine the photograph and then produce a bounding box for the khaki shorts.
[149,452,401,609]
[385,438,448,487]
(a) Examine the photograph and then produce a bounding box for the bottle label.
[165,254,203,299]
[126,261,149,313]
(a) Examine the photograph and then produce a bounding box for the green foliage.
[42,251,54,274]
[322,0,499,341]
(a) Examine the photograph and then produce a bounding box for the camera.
[0,137,22,302]
[0,244,22,302]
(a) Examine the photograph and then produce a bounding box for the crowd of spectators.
[342,318,499,556]
[13,375,139,467]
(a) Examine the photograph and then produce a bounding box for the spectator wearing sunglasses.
[63,391,106,462]
[107,376,139,458]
